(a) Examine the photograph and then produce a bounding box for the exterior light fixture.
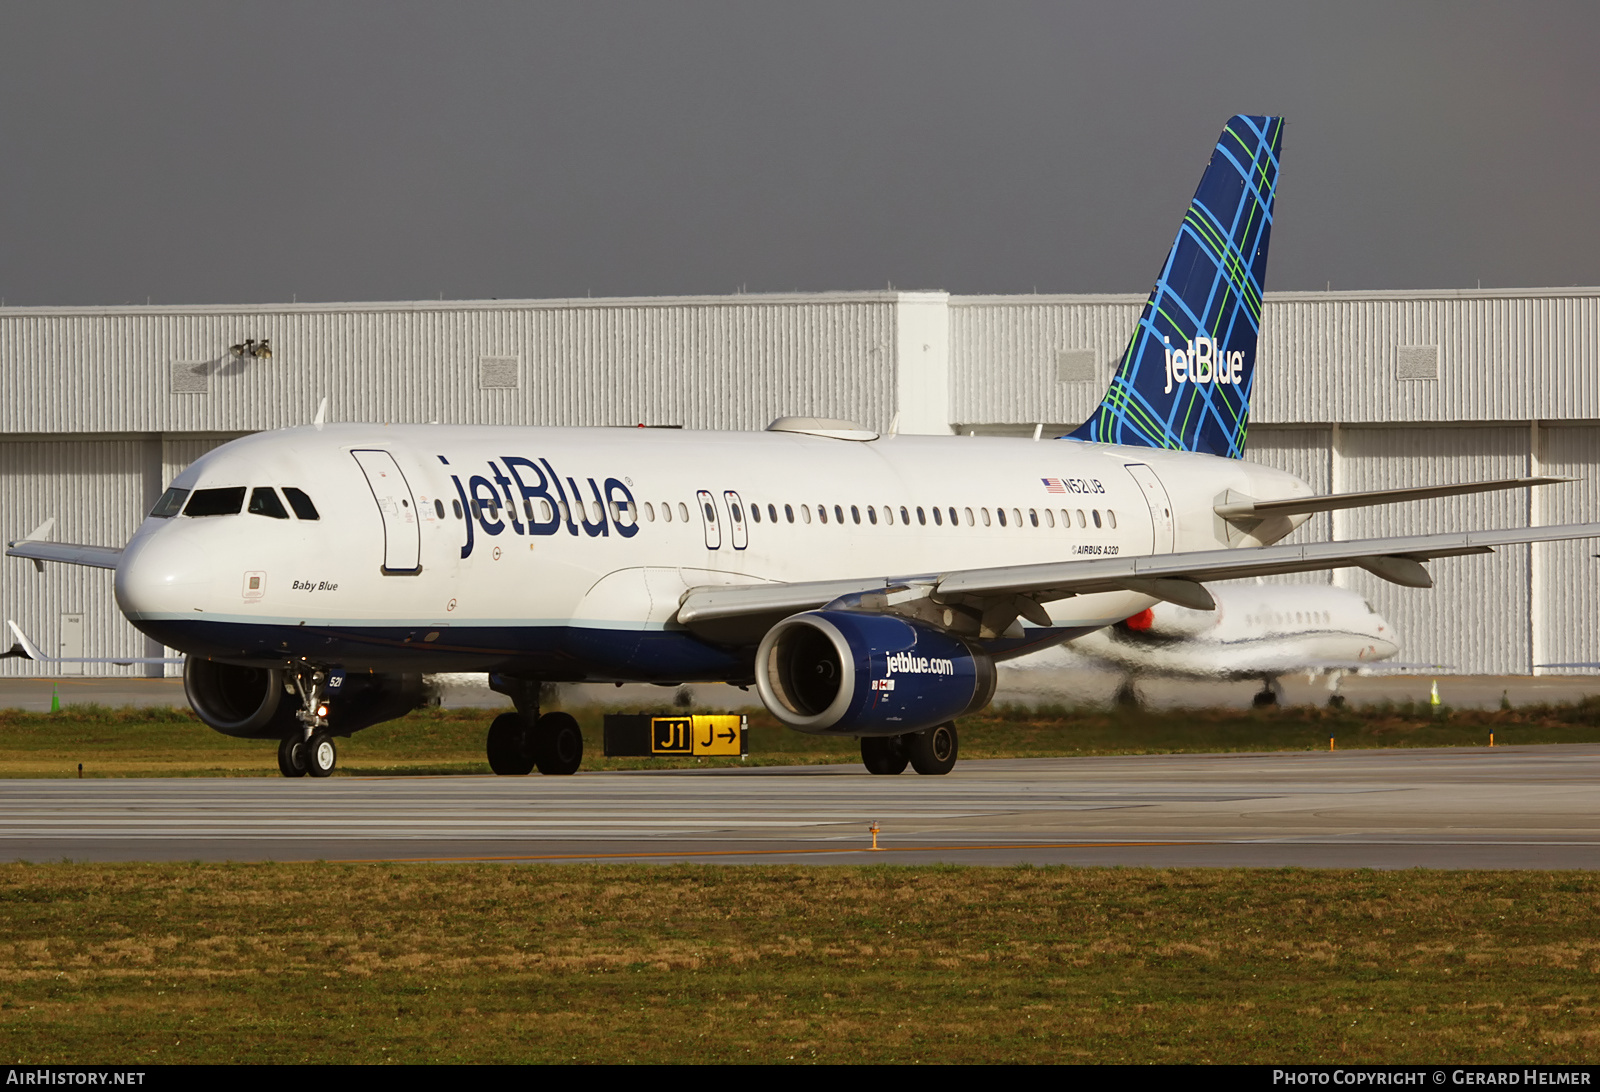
[228,338,274,359]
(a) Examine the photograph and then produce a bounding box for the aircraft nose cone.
[115,529,212,620]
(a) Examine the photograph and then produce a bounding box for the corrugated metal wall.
[949,295,1144,427]
[0,295,901,436]
[0,437,155,677]
[1533,425,1600,673]
[1336,426,1532,675]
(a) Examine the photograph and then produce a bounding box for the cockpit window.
[150,487,189,519]
[184,487,247,517]
[282,487,320,521]
[248,487,290,519]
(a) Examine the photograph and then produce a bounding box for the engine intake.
[184,658,431,739]
[755,611,995,736]
[184,658,298,739]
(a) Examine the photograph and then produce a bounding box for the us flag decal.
[1042,478,1066,493]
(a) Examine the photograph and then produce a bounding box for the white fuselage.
[1064,583,1399,679]
[113,423,1314,681]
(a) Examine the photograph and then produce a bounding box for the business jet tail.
[1069,114,1283,459]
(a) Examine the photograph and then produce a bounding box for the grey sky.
[0,2,1595,306]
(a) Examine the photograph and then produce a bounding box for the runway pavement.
[5,744,1600,868]
[5,670,1600,713]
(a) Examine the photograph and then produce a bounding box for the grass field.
[2,698,1599,778]
[2,863,1598,1064]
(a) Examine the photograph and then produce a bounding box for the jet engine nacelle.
[183,658,430,739]
[754,610,996,736]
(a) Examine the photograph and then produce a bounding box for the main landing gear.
[485,676,583,775]
[1252,676,1286,708]
[860,722,958,776]
[277,665,338,778]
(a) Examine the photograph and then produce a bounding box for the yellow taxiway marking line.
[334,840,1212,863]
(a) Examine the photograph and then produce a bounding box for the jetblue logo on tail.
[1069,115,1282,460]
[1164,336,1245,394]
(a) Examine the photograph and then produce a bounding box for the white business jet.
[9,115,1594,779]
[1025,582,1412,707]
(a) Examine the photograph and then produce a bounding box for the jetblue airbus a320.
[11,115,1597,778]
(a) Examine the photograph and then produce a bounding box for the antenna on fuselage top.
[313,396,327,431]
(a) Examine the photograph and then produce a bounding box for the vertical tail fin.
[1069,115,1282,459]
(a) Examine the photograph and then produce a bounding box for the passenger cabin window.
[184,487,247,517]
[149,487,189,519]
[434,499,446,520]
[282,488,320,521]
[247,487,290,519]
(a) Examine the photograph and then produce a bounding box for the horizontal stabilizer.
[1214,477,1568,520]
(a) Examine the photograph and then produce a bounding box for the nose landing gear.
[277,665,337,778]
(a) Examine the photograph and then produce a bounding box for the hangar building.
[2,287,1596,677]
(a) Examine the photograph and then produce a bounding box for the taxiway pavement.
[5,744,1599,868]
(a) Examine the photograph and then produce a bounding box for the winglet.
[6,620,44,661]
[18,517,54,543]
[314,396,327,430]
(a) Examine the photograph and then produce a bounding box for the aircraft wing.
[2,620,182,665]
[6,540,121,570]
[6,517,121,571]
[676,522,1600,643]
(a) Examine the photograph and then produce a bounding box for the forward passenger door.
[351,449,423,574]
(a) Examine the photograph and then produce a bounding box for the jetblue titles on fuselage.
[443,454,639,557]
